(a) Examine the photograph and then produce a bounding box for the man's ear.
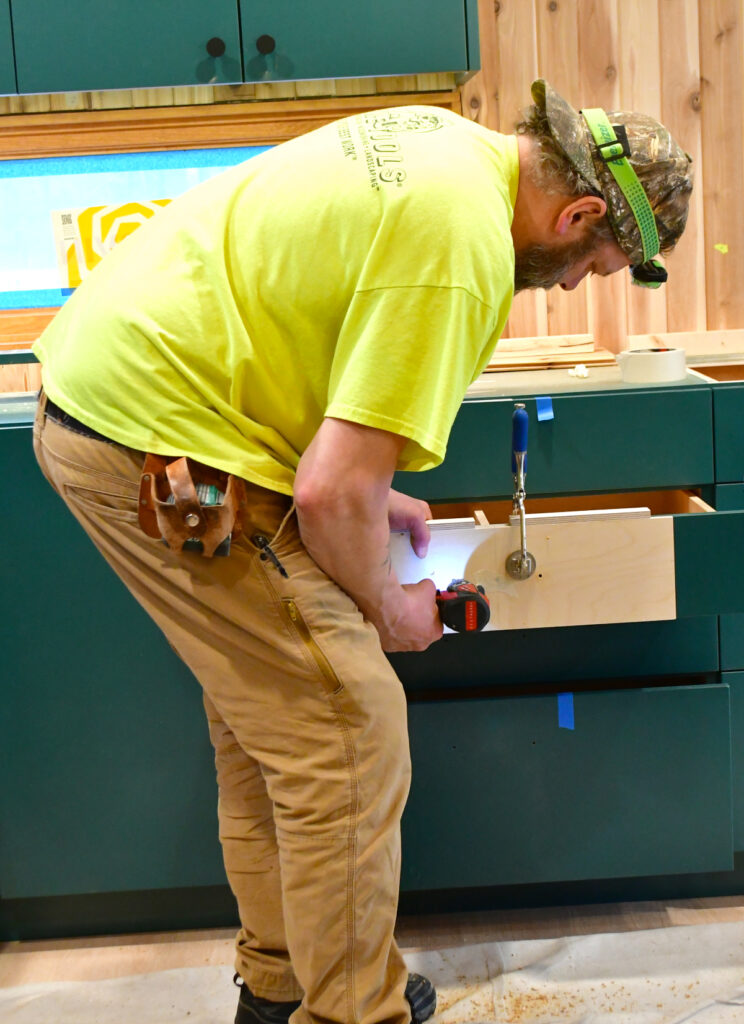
[554,195,608,238]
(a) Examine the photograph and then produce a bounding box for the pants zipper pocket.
[281,598,344,695]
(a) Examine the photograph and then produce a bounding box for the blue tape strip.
[558,692,575,730]
[0,146,270,179]
[536,396,554,421]
[0,289,69,309]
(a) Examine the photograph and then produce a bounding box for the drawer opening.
[390,490,714,629]
[428,489,713,528]
[689,362,744,382]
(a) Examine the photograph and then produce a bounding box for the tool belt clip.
[138,454,247,557]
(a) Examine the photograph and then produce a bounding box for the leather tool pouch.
[138,454,247,557]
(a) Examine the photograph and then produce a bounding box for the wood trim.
[0,309,58,347]
[0,92,462,159]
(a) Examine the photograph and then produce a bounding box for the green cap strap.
[581,106,660,262]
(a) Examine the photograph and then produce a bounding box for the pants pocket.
[279,597,345,696]
[62,481,140,523]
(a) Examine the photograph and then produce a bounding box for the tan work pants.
[33,396,413,1024]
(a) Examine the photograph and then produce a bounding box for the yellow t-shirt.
[33,106,518,495]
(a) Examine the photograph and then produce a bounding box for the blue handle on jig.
[511,405,528,474]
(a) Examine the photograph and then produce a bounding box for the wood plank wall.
[463,0,742,350]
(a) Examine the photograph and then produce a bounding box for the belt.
[44,397,117,445]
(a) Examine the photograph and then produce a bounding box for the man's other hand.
[387,488,432,558]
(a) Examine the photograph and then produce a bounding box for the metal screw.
[185,512,200,527]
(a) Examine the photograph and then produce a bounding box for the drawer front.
[727,672,744,850]
[674,509,744,616]
[395,388,713,502]
[390,616,720,694]
[0,0,15,95]
[721,615,744,671]
[713,484,744,511]
[240,1,471,83]
[713,385,744,483]
[12,0,242,93]
[401,684,733,891]
[1,427,224,898]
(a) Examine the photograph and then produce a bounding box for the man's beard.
[513,231,602,293]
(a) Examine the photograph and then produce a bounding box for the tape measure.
[436,579,490,633]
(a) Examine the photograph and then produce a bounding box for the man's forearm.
[295,484,406,631]
[292,416,441,652]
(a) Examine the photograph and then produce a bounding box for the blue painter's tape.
[0,289,69,309]
[558,692,575,730]
[536,396,554,421]
[0,146,270,179]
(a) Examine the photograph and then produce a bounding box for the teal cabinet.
[239,0,477,83]
[8,0,478,96]
[402,684,733,891]
[11,0,242,93]
[0,0,15,94]
[0,425,225,898]
[396,386,713,502]
[3,366,742,930]
[713,385,744,483]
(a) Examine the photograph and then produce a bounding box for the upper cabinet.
[0,0,16,95]
[6,0,478,97]
[11,0,243,94]
[239,0,477,83]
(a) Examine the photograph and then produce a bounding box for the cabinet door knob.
[206,37,226,58]
[256,34,276,55]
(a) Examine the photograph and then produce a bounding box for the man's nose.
[560,268,589,291]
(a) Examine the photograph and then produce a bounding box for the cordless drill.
[436,579,490,632]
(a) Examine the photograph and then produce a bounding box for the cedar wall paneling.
[463,0,741,350]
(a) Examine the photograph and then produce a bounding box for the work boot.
[233,974,302,1024]
[405,972,437,1024]
[234,971,436,1024]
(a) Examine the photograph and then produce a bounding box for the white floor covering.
[1,920,743,1024]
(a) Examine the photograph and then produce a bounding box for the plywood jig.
[389,492,715,631]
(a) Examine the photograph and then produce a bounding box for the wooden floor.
[2,895,744,988]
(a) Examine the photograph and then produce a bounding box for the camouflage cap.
[531,79,693,267]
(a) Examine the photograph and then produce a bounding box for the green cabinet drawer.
[0,0,15,94]
[401,684,733,891]
[391,616,719,694]
[11,0,242,93]
[239,0,476,83]
[1,426,225,898]
[711,484,744,511]
[395,387,714,502]
[713,385,744,483]
[675,507,744,616]
[721,615,744,671]
[727,672,744,850]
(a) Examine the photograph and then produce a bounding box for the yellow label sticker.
[52,199,171,288]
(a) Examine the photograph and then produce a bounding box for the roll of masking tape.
[616,347,687,383]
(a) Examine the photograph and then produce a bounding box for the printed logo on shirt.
[337,111,446,191]
[366,112,445,135]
